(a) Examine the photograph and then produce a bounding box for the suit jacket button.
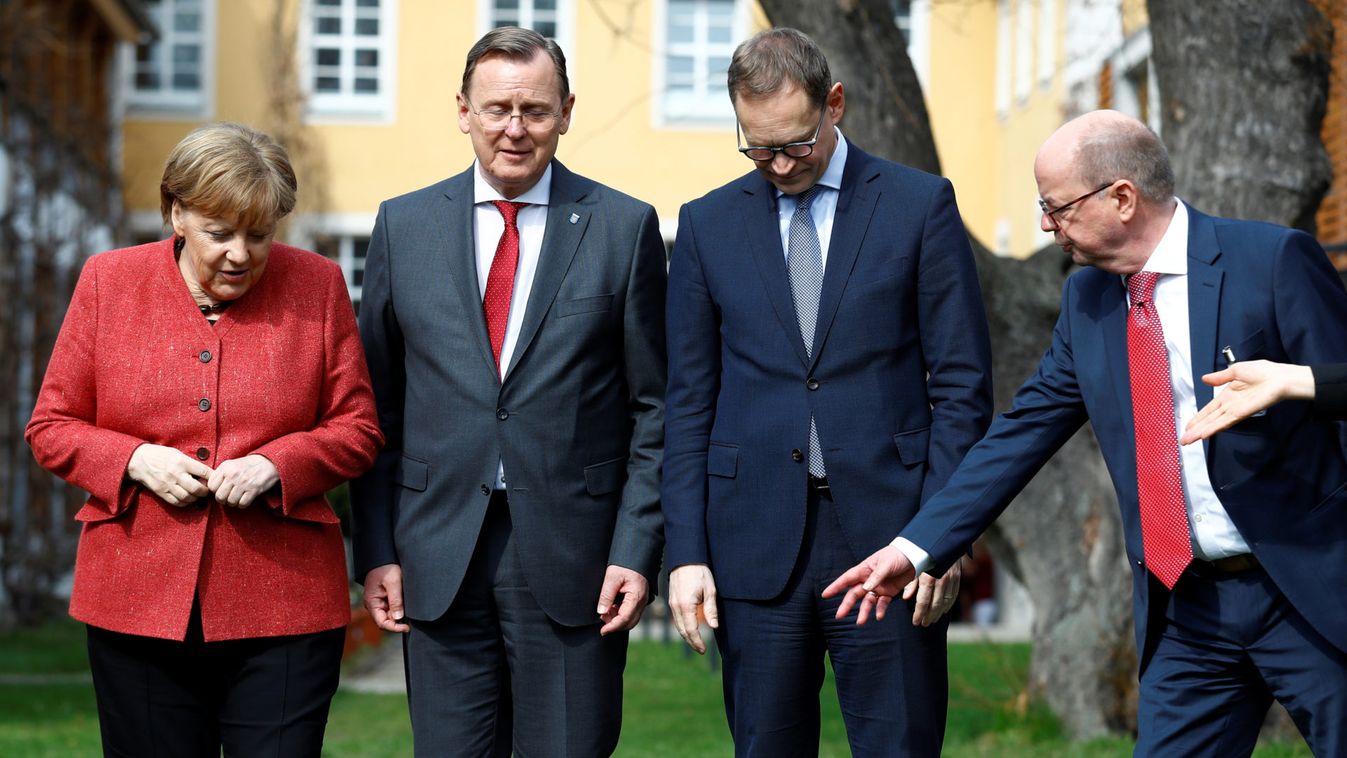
[199,350,212,363]
[791,448,804,462]
[196,447,209,460]
[198,398,211,412]
[496,408,509,420]
[480,484,491,496]
[806,377,820,390]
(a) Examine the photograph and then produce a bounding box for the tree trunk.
[759,0,1136,739]
[1149,0,1332,232]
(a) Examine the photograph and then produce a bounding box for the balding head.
[1034,111,1178,274]
[1037,110,1174,204]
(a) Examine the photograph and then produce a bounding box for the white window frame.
[300,0,397,122]
[652,0,749,128]
[127,210,171,244]
[995,0,1011,117]
[1110,29,1154,130]
[123,0,215,118]
[1013,0,1034,105]
[291,213,377,308]
[475,0,576,69]
[906,0,932,92]
[1037,0,1056,89]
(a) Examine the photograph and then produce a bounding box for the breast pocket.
[1217,330,1272,421]
[556,293,614,318]
[1222,330,1268,365]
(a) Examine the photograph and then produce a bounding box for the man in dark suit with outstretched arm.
[828,110,1347,756]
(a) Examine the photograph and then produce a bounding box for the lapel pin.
[569,213,580,224]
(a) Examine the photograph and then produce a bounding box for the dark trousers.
[715,485,949,758]
[404,492,627,758]
[1136,564,1347,757]
[85,604,345,758]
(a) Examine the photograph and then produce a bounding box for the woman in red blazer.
[26,123,383,757]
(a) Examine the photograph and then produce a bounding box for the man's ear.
[1112,180,1139,223]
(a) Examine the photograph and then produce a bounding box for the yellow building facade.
[123,0,776,308]
[120,0,1162,309]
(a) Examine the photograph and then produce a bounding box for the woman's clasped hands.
[126,444,279,508]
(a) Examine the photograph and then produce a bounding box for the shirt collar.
[473,161,552,207]
[1139,199,1188,276]
[775,127,848,199]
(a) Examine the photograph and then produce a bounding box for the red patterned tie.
[1127,271,1193,589]
[484,201,528,371]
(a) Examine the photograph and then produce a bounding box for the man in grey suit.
[351,26,666,758]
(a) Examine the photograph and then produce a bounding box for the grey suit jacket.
[352,161,666,627]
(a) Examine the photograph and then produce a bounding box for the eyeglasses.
[737,107,826,162]
[1038,182,1115,226]
[464,96,562,131]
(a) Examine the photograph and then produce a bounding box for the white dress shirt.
[894,200,1250,574]
[473,162,551,488]
[774,128,848,264]
[1125,201,1250,560]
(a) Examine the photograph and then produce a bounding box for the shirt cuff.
[891,536,933,575]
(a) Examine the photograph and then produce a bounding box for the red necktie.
[484,201,528,371]
[1127,271,1193,589]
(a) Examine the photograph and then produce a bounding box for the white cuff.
[890,536,933,575]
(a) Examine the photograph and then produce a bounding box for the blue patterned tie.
[787,187,826,478]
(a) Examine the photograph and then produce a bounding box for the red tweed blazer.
[27,239,383,642]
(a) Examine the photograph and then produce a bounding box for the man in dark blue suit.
[663,28,993,756]
[827,110,1347,756]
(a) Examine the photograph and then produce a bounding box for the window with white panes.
[659,0,742,124]
[476,0,575,73]
[307,0,394,117]
[485,0,561,40]
[314,234,370,314]
[128,0,212,113]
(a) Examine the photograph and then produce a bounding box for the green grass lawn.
[0,618,1311,757]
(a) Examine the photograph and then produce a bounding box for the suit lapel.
[505,161,590,377]
[744,174,811,367]
[440,167,499,377]
[811,147,878,368]
[1185,205,1224,412]
[1101,278,1134,445]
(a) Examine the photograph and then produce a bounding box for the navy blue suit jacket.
[664,143,993,600]
[901,204,1347,671]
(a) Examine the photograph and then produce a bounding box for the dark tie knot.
[1128,271,1159,306]
[794,186,820,210]
[491,200,529,225]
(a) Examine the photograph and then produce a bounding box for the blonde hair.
[159,122,297,230]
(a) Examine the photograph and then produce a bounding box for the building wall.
[924,0,1002,252]
[121,0,772,238]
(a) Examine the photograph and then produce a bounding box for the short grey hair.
[727,28,831,108]
[461,26,570,102]
[1074,122,1175,203]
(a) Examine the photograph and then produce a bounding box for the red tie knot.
[491,200,529,225]
[1128,271,1159,306]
